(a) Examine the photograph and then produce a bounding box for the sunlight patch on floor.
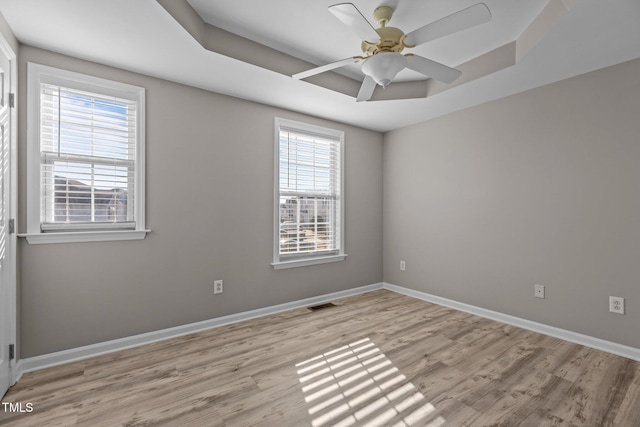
[296,337,446,427]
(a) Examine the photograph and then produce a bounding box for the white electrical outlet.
[400,261,406,271]
[609,296,624,314]
[534,284,545,299]
[214,280,224,294]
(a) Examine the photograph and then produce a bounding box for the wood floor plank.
[519,407,577,427]
[2,289,640,426]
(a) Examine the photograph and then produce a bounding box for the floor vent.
[307,302,336,311]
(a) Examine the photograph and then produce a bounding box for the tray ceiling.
[0,0,639,132]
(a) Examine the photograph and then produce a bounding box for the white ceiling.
[0,0,639,132]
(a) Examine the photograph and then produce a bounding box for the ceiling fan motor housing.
[361,26,406,56]
[361,6,406,56]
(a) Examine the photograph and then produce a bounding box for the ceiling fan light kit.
[361,52,406,88]
[293,2,492,102]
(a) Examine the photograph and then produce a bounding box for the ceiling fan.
[293,2,492,102]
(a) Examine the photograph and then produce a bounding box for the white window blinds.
[39,83,137,230]
[278,125,342,257]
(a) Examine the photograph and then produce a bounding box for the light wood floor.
[2,290,640,426]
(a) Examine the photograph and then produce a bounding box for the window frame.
[24,62,148,244]
[272,117,346,269]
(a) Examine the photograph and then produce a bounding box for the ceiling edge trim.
[517,0,580,62]
[427,0,582,97]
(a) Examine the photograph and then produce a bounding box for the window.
[25,63,147,244]
[273,118,345,269]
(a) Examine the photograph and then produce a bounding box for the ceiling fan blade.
[405,55,462,83]
[293,57,362,80]
[329,3,380,43]
[356,75,377,102]
[404,3,491,47]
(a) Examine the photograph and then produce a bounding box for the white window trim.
[23,63,149,244]
[272,117,346,269]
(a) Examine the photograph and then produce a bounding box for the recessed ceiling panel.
[187,0,549,81]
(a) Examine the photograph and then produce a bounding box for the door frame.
[0,29,18,391]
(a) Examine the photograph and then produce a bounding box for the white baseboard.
[16,280,640,380]
[16,283,384,377]
[383,282,640,362]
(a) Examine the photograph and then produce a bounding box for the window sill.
[19,229,151,244]
[271,254,347,270]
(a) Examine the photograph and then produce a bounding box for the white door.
[0,40,14,399]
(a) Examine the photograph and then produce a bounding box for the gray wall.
[17,45,384,357]
[15,43,640,357]
[383,58,640,349]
